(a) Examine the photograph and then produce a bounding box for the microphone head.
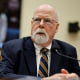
[52,45,60,49]
[51,44,60,52]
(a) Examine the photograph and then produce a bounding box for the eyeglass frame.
[32,17,58,25]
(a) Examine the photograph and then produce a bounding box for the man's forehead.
[35,5,54,14]
[34,9,55,18]
[33,4,58,20]
[37,4,53,10]
[34,5,56,15]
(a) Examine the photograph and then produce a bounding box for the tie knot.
[40,48,49,54]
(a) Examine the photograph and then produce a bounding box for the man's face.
[31,7,59,45]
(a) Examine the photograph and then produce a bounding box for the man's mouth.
[37,32,44,35]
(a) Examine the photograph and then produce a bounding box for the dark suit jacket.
[0,37,80,78]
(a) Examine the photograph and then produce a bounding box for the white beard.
[32,28,49,44]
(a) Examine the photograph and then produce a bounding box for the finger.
[61,69,69,74]
[42,74,67,80]
[66,73,79,79]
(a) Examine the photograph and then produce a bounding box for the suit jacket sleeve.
[69,47,80,76]
[0,39,25,78]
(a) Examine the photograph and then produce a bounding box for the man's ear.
[31,20,33,24]
[56,23,59,33]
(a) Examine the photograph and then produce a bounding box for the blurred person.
[6,0,21,41]
[7,0,20,28]
[0,0,8,48]
[0,4,80,80]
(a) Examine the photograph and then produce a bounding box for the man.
[0,4,80,80]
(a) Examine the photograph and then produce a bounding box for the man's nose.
[39,19,44,28]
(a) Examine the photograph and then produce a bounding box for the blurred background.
[0,0,80,63]
[0,0,21,48]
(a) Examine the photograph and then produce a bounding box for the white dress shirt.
[34,43,52,77]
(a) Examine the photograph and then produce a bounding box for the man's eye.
[35,18,41,21]
[45,19,51,22]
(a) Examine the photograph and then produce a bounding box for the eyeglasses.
[32,17,57,25]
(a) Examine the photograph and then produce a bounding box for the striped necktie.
[38,48,49,78]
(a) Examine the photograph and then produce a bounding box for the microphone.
[51,45,80,61]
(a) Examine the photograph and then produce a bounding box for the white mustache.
[36,28,46,34]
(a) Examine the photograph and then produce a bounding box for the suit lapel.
[49,40,62,76]
[23,38,37,76]
[49,51,62,76]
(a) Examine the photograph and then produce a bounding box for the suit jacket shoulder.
[53,39,76,55]
[2,37,31,54]
[53,39,76,49]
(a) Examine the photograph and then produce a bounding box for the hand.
[42,69,79,80]
[61,69,79,79]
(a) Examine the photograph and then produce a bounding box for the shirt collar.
[34,43,52,55]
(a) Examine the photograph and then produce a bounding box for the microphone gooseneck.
[55,49,80,61]
[52,45,80,61]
